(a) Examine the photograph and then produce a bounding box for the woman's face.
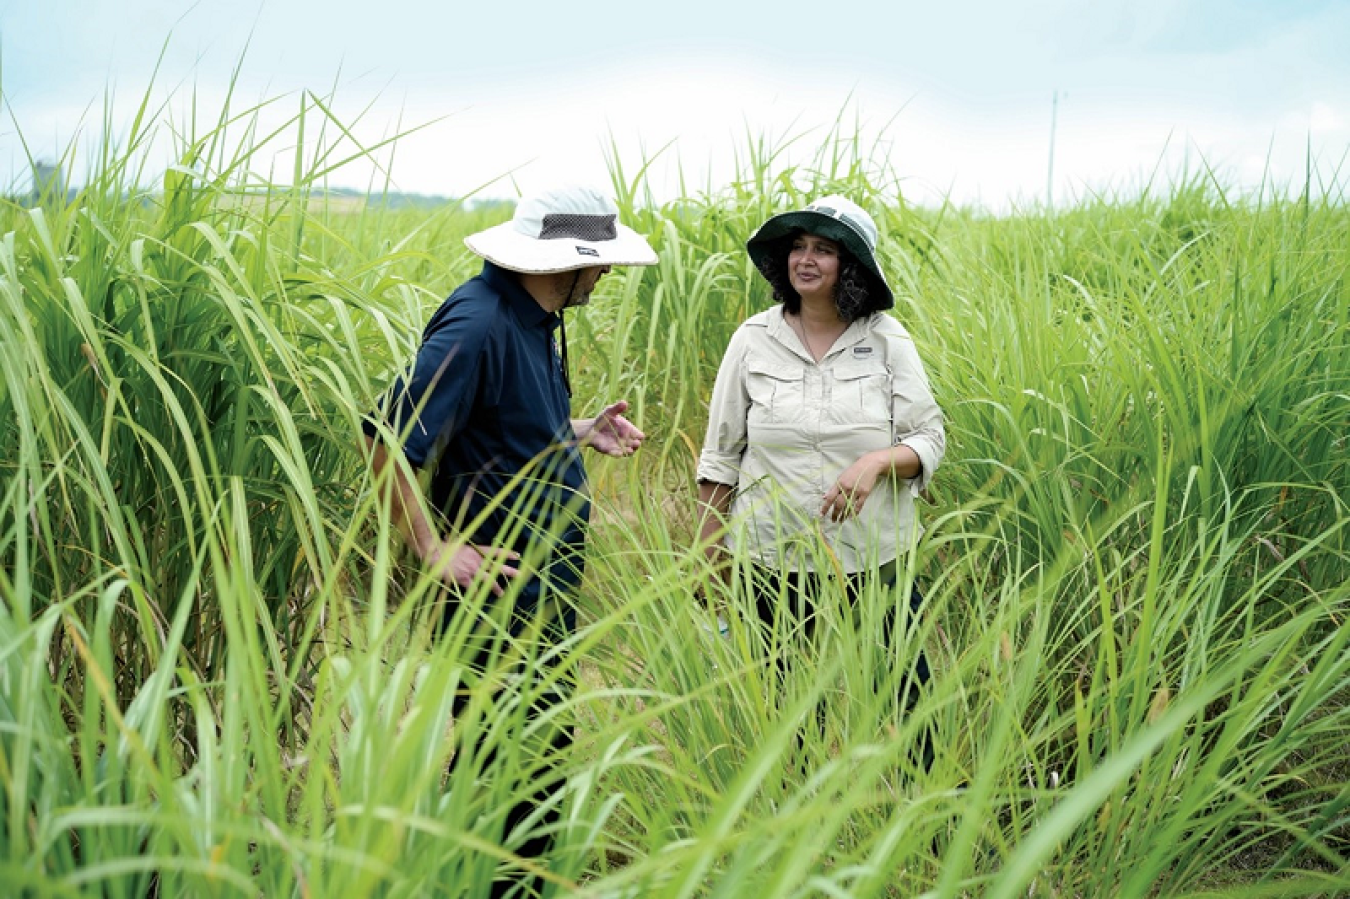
[787,232,840,303]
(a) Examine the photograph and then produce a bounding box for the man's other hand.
[427,541,521,596]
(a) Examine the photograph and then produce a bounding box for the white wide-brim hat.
[464,184,658,274]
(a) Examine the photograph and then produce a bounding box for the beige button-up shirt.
[697,306,945,573]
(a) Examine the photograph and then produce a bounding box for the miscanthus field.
[2,88,1348,898]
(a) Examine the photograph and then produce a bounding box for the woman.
[696,195,945,753]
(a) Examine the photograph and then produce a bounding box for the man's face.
[562,265,612,309]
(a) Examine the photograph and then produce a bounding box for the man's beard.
[561,272,592,309]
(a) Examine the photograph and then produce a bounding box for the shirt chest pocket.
[745,359,806,424]
[829,361,892,425]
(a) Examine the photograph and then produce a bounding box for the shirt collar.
[765,305,811,363]
[766,304,874,363]
[830,316,875,357]
[480,261,562,331]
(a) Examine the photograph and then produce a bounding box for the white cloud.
[1310,102,1347,134]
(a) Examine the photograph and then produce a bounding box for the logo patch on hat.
[853,346,874,355]
[575,246,599,257]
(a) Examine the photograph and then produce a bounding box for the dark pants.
[749,562,933,768]
[444,602,573,898]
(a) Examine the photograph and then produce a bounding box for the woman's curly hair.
[756,231,883,322]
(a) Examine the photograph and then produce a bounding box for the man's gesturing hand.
[578,400,645,457]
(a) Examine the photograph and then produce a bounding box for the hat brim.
[746,211,894,309]
[465,221,658,274]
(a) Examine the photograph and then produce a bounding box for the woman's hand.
[822,452,886,522]
[822,445,923,522]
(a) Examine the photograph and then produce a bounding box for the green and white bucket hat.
[746,195,894,309]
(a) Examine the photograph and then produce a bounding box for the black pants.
[748,562,933,768]
[445,609,573,898]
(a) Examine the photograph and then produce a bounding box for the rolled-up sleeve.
[697,327,751,486]
[889,335,945,495]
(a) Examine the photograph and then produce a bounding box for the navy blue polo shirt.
[365,261,589,622]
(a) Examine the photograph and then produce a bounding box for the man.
[362,184,657,895]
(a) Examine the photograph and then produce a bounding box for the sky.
[2,0,1349,210]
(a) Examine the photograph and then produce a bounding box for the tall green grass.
[1,81,1347,897]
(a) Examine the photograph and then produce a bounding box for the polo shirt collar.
[480,261,561,331]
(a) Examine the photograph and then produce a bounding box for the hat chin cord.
[557,271,580,398]
[562,270,590,309]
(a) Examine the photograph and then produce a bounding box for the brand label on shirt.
[575,246,599,257]
[853,346,874,355]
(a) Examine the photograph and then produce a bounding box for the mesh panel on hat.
[539,213,618,241]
